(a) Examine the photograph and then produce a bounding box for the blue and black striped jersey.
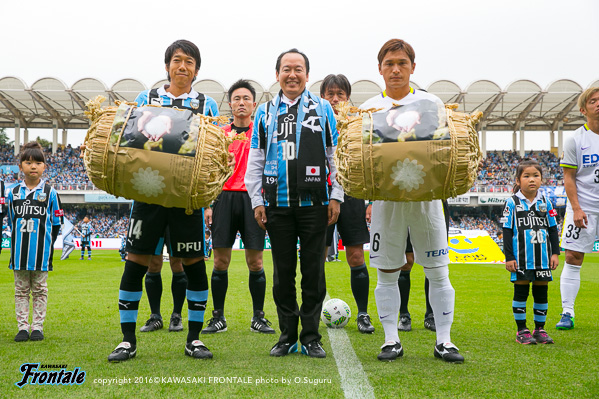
[502,192,557,270]
[80,222,93,241]
[7,180,63,271]
[134,86,219,117]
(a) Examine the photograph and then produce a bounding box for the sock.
[88,249,92,258]
[184,260,209,343]
[144,272,162,316]
[424,266,455,345]
[398,270,411,315]
[171,272,187,315]
[560,263,581,317]
[119,261,147,345]
[532,284,548,329]
[211,269,228,316]
[81,249,84,258]
[424,277,433,318]
[513,283,529,331]
[375,269,400,344]
[249,269,266,312]
[350,263,369,314]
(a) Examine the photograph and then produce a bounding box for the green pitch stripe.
[325,293,375,399]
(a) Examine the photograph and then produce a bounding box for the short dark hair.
[228,79,256,102]
[19,141,45,164]
[320,74,351,98]
[275,48,310,74]
[377,39,415,66]
[164,40,202,82]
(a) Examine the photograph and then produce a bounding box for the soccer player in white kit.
[361,39,463,363]
[556,87,599,330]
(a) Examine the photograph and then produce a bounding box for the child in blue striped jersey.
[502,160,559,345]
[6,142,63,342]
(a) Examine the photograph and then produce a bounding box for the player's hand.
[204,207,212,227]
[365,203,372,224]
[254,206,267,230]
[550,254,559,270]
[227,152,235,168]
[573,208,588,229]
[328,200,340,226]
[505,260,517,272]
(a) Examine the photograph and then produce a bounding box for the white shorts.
[369,200,449,269]
[560,208,599,253]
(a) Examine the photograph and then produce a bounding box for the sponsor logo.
[278,113,295,139]
[516,211,548,229]
[13,199,47,217]
[581,145,591,150]
[118,301,130,309]
[499,217,508,223]
[442,311,453,315]
[150,98,162,106]
[0,197,4,204]
[54,209,64,217]
[582,154,599,165]
[536,270,551,278]
[565,240,574,244]
[516,205,524,211]
[549,209,557,217]
[15,363,86,388]
[479,196,509,204]
[425,248,449,257]
[177,242,203,252]
[514,309,526,313]
[503,208,510,216]
[379,315,389,319]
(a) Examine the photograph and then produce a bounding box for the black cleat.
[108,342,137,362]
[270,342,298,357]
[424,314,436,332]
[251,310,275,334]
[434,342,464,363]
[14,330,29,342]
[532,328,554,344]
[185,340,213,359]
[169,313,183,332]
[201,310,227,334]
[398,313,412,331]
[357,314,375,334]
[140,314,163,332]
[377,341,404,361]
[30,330,44,341]
[301,340,326,358]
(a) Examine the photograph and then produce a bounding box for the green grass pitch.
[1,250,598,398]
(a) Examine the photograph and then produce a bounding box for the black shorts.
[126,202,205,258]
[511,269,553,282]
[326,194,370,247]
[405,200,449,254]
[81,240,91,249]
[153,228,172,256]
[212,191,265,251]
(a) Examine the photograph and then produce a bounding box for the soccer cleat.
[140,314,163,332]
[201,310,227,334]
[357,314,375,334]
[169,313,183,332]
[301,340,326,358]
[250,310,275,334]
[424,314,436,332]
[377,341,404,361]
[434,342,465,363]
[516,329,537,345]
[398,313,412,331]
[556,313,574,330]
[108,342,137,362]
[30,330,44,341]
[270,342,298,357]
[14,330,29,342]
[533,328,554,344]
[79,257,84,260]
[185,340,213,359]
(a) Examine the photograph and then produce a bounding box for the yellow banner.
[448,229,505,264]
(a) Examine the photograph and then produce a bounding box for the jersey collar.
[515,189,542,206]
[158,85,199,100]
[19,179,45,196]
[382,87,415,98]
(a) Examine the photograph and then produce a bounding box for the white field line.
[325,294,376,399]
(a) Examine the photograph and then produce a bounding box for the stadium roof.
[0,76,597,132]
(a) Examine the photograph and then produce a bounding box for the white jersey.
[361,88,449,268]
[560,123,599,214]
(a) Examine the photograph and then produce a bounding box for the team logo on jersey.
[190,99,200,110]
[37,193,47,202]
[537,202,547,212]
[150,97,162,106]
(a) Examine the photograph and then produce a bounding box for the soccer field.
[1,251,598,398]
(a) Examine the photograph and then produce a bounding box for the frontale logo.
[15,363,86,388]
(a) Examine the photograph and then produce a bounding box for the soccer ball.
[321,298,352,328]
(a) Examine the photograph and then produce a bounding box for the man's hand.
[328,200,341,226]
[228,152,236,168]
[254,206,267,230]
[365,203,372,224]
[204,207,213,227]
[550,254,559,270]
[573,208,588,229]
